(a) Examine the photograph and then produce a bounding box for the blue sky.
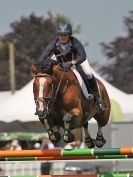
[0,0,133,65]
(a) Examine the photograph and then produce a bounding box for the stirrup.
[97,99,106,112]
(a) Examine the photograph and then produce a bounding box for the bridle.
[34,73,56,117]
[34,64,71,117]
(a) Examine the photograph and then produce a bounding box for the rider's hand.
[61,62,72,70]
[71,60,77,65]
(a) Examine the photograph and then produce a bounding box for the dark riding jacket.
[39,36,86,65]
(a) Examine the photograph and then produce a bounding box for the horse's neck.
[52,65,62,78]
[52,66,67,88]
[52,65,77,82]
[52,65,78,93]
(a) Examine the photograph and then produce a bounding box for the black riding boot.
[88,75,105,111]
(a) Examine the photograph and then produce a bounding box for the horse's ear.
[31,63,40,74]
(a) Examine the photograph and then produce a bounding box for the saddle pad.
[51,56,89,99]
[71,66,88,99]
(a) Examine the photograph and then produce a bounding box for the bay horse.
[32,59,111,148]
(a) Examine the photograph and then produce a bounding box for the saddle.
[71,66,94,100]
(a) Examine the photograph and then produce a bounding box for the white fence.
[0,159,133,175]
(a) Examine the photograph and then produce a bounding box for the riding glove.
[61,62,72,70]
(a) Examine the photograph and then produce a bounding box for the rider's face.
[58,34,70,44]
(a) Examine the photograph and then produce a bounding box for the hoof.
[49,132,61,143]
[85,137,95,148]
[54,132,61,142]
[64,133,75,143]
[95,134,106,148]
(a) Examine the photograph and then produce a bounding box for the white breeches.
[51,55,93,79]
[81,59,93,79]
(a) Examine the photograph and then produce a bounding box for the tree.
[0,13,80,90]
[100,11,133,93]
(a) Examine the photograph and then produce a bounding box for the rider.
[38,23,105,111]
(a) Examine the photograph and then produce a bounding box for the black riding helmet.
[56,23,72,35]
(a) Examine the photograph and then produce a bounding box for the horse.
[32,59,111,148]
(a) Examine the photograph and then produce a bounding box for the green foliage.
[100,11,133,93]
[0,12,80,91]
[0,132,48,140]
[48,12,81,34]
[0,40,4,50]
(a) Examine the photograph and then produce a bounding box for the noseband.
[34,70,66,117]
[34,73,56,116]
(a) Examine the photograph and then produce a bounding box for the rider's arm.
[72,37,86,65]
[39,39,57,62]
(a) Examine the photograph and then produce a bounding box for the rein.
[55,70,65,96]
[34,70,65,97]
[34,70,65,116]
[46,52,67,60]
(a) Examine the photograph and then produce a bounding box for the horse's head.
[32,60,56,117]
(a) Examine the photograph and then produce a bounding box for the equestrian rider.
[38,23,105,111]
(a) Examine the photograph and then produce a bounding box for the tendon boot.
[88,75,106,112]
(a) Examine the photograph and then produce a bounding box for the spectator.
[64,140,86,174]
[0,167,4,176]
[9,139,22,150]
[34,142,41,149]
[64,142,74,149]
[40,138,55,175]
[64,140,85,149]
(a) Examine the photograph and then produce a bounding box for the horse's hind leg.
[94,113,109,148]
[95,125,106,148]
[83,121,95,148]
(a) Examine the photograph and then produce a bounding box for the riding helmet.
[56,23,72,35]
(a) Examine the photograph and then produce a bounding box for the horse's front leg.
[39,116,61,143]
[63,113,75,143]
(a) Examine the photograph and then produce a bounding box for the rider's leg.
[76,66,91,94]
[81,59,105,111]
[88,74,105,111]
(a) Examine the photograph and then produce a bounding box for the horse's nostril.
[37,110,44,117]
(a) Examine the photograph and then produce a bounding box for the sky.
[0,0,133,66]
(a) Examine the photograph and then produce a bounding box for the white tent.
[0,80,38,122]
[0,60,133,122]
[82,60,133,121]
[0,91,15,104]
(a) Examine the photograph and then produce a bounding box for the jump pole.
[2,173,133,177]
[1,154,133,161]
[0,147,133,157]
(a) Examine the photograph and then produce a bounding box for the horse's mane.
[34,59,59,75]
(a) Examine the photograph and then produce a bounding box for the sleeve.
[39,39,57,62]
[73,38,86,65]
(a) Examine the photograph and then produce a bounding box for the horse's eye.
[48,84,52,90]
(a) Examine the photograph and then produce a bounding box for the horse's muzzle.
[36,110,44,117]
[36,108,49,118]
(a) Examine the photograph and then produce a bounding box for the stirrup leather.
[88,94,94,100]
